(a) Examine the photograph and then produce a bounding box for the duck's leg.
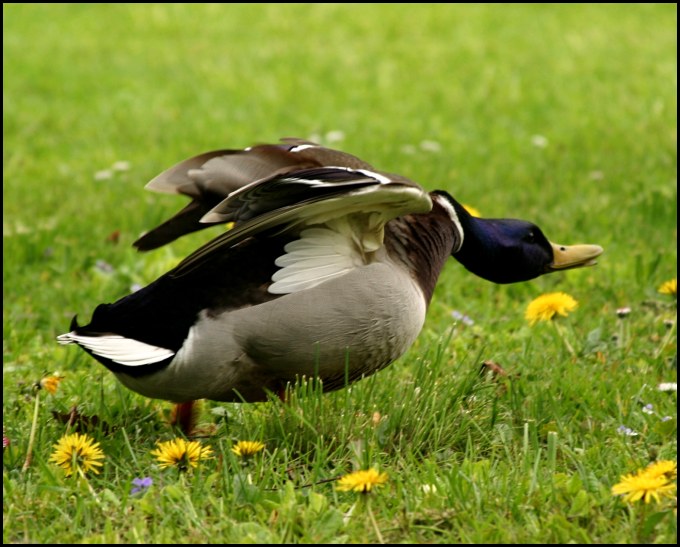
[170,401,198,435]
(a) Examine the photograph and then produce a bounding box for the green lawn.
[3,3,677,543]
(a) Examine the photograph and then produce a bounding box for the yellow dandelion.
[525,292,578,325]
[639,460,677,481]
[49,433,105,477]
[658,278,677,297]
[336,468,389,493]
[150,438,213,471]
[463,204,481,217]
[612,471,676,504]
[39,375,64,394]
[231,440,265,458]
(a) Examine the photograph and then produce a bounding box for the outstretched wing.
[169,166,433,288]
[133,139,376,250]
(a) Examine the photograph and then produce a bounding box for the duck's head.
[433,191,604,284]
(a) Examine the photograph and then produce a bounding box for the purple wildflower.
[131,476,153,494]
[617,425,638,437]
[451,310,474,326]
[94,259,115,274]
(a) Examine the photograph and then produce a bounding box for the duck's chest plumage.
[116,256,428,402]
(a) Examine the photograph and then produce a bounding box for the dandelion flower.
[658,278,677,297]
[231,440,265,458]
[463,204,481,217]
[336,468,388,493]
[612,471,676,504]
[525,292,578,325]
[49,433,105,476]
[150,438,213,471]
[421,483,438,495]
[39,375,64,394]
[640,460,676,481]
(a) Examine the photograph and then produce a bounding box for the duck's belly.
[118,262,427,402]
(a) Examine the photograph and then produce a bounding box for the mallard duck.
[58,139,603,403]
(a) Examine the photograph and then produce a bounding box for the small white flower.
[661,416,673,422]
[451,310,474,326]
[94,169,113,181]
[657,382,677,392]
[94,259,115,274]
[642,404,654,415]
[616,307,632,318]
[617,425,638,437]
[111,161,131,172]
[420,140,441,153]
[530,135,549,148]
[325,130,345,143]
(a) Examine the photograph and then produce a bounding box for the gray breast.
[123,260,428,402]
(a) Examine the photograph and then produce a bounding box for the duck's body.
[58,139,603,403]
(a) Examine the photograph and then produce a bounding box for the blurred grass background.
[3,4,677,543]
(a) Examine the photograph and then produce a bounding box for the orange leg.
[170,401,198,435]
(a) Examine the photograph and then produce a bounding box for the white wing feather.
[57,332,175,366]
[269,227,364,294]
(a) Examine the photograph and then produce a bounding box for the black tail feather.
[69,315,80,331]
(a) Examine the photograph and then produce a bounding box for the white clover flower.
[325,130,345,143]
[111,160,131,172]
[420,140,441,153]
[94,169,113,181]
[531,135,549,148]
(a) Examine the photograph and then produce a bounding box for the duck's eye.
[525,231,536,243]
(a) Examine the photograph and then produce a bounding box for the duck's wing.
[133,139,375,250]
[169,165,433,289]
[59,165,432,374]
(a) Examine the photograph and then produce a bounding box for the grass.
[3,3,677,543]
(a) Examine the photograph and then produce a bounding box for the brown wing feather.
[134,139,375,251]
